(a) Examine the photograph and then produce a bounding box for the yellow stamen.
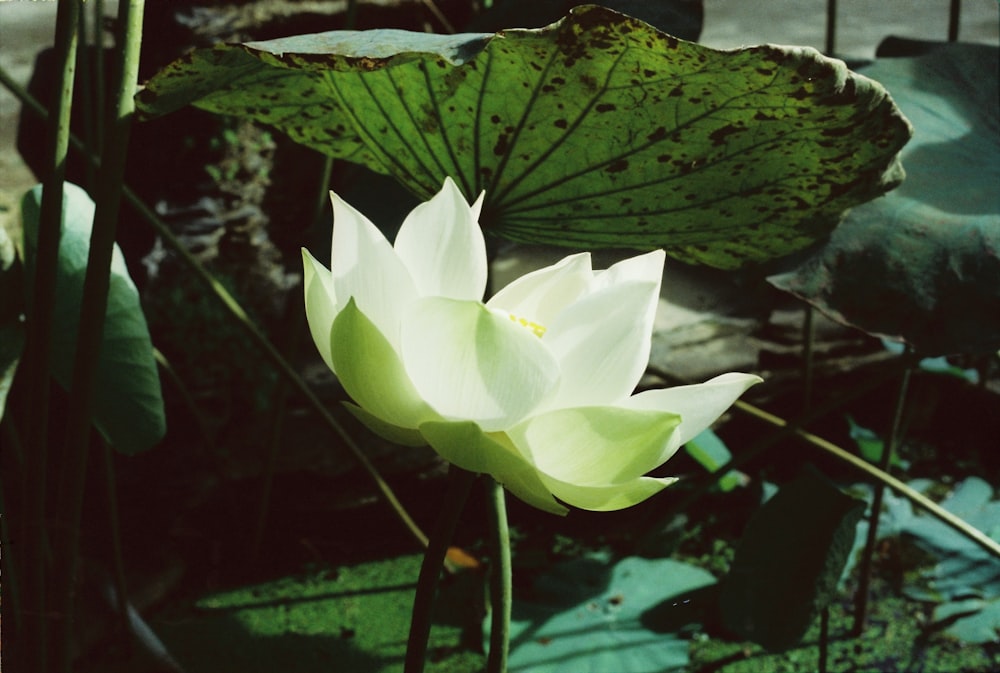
[509,313,546,338]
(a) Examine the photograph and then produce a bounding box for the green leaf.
[719,467,865,651]
[0,224,24,422]
[684,428,744,492]
[504,554,716,672]
[768,42,1000,355]
[136,5,910,269]
[21,183,165,454]
[846,415,907,470]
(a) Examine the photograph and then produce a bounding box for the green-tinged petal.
[329,191,417,346]
[539,473,679,512]
[627,372,763,445]
[394,177,487,301]
[331,298,436,429]
[508,405,681,485]
[302,248,338,372]
[486,252,593,325]
[541,280,661,407]
[401,297,559,432]
[344,402,427,447]
[420,420,568,515]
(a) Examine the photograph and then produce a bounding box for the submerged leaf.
[137,5,909,269]
[769,42,1000,355]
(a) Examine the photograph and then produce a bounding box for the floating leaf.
[504,554,715,672]
[720,467,864,651]
[21,183,165,454]
[769,42,1000,355]
[684,428,744,492]
[136,5,909,269]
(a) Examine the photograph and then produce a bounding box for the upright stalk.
[20,2,81,670]
[52,1,144,670]
[486,478,512,673]
[852,353,913,635]
[404,468,477,673]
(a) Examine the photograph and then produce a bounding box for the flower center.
[509,313,546,338]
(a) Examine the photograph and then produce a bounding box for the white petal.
[344,402,427,447]
[507,405,681,485]
[401,297,559,432]
[592,250,665,292]
[420,421,568,515]
[394,177,487,301]
[302,248,338,372]
[626,372,763,445]
[329,191,417,347]
[541,279,661,407]
[331,298,437,430]
[486,252,593,325]
[539,474,679,512]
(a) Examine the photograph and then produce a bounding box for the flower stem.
[853,352,913,635]
[486,478,512,673]
[404,467,477,673]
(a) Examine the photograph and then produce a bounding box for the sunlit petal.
[331,298,436,429]
[401,297,559,432]
[539,473,679,512]
[508,405,681,485]
[420,420,568,514]
[542,280,661,407]
[329,191,416,345]
[486,252,593,325]
[626,372,763,444]
[394,177,487,301]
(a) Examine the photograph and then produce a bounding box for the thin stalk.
[21,2,81,670]
[647,358,910,518]
[853,356,913,635]
[801,304,815,412]
[53,1,144,670]
[486,478,511,673]
[76,4,96,191]
[249,153,334,565]
[818,606,829,673]
[732,397,1000,560]
[101,438,132,658]
[0,464,23,635]
[404,468,478,673]
[0,63,430,550]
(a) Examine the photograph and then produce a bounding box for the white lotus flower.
[303,178,761,514]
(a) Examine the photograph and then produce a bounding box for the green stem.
[0,63,430,551]
[53,1,144,670]
[801,304,815,413]
[733,397,1000,560]
[21,2,81,670]
[486,478,512,673]
[853,355,912,635]
[249,154,334,565]
[404,468,477,673]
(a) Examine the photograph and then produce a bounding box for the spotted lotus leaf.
[137,5,911,269]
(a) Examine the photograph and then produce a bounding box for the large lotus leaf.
[769,42,1000,355]
[503,554,716,672]
[21,183,165,454]
[136,5,909,269]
